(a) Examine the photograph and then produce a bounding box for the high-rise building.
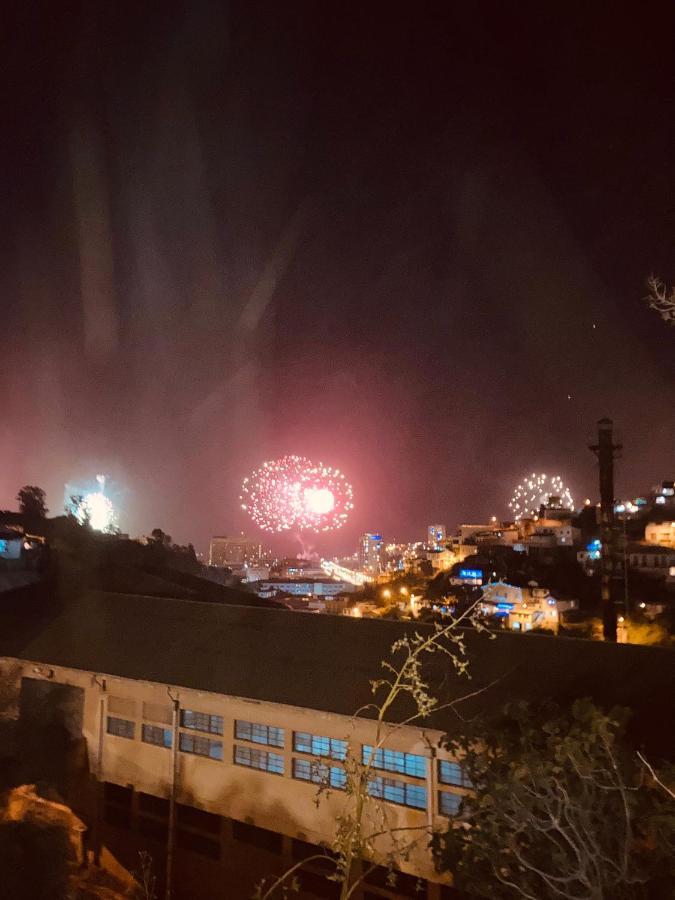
[359,532,383,574]
[427,524,446,549]
[209,536,262,568]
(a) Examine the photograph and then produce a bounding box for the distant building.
[645,521,675,548]
[539,495,575,520]
[627,542,675,583]
[0,529,23,561]
[239,564,271,583]
[209,536,262,568]
[252,578,355,599]
[275,558,325,579]
[426,548,456,571]
[359,532,383,574]
[481,581,576,633]
[426,524,446,549]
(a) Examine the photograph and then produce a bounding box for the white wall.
[0,657,465,886]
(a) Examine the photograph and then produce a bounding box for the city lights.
[320,560,371,586]
[241,456,354,533]
[509,473,575,520]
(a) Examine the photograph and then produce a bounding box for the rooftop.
[1,590,673,754]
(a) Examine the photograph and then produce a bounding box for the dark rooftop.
[1,591,673,755]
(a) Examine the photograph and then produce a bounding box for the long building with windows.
[0,590,672,899]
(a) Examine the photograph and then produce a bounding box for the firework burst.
[241,455,354,533]
[509,473,574,520]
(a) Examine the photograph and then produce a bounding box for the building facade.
[253,578,355,598]
[359,533,383,575]
[209,536,263,568]
[0,655,463,899]
[645,521,675,548]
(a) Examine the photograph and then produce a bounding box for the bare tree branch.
[645,273,675,326]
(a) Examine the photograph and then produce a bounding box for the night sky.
[2,2,674,554]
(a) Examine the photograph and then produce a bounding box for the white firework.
[70,474,118,533]
[509,473,574,520]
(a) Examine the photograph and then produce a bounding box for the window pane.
[312,735,329,756]
[294,732,312,753]
[363,745,425,778]
[142,724,172,748]
[383,779,405,805]
[251,723,268,744]
[438,760,470,787]
[268,726,284,748]
[330,768,347,790]
[181,710,207,731]
[210,715,224,735]
[405,784,427,809]
[293,732,347,761]
[404,754,426,778]
[179,732,223,760]
[293,758,312,781]
[181,710,222,735]
[439,791,462,816]
[236,720,285,748]
[234,745,284,775]
[107,716,135,739]
[235,721,252,741]
[267,752,284,774]
[368,776,427,810]
[292,759,346,790]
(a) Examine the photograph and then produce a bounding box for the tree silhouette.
[16,486,48,517]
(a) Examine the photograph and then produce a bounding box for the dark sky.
[1,1,674,555]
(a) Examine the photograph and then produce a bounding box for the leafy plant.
[256,600,487,899]
[434,699,675,899]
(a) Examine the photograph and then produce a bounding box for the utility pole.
[166,691,180,900]
[589,418,622,641]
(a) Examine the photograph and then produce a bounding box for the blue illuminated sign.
[459,568,483,580]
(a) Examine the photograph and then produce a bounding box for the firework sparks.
[509,473,574,520]
[67,473,118,533]
[241,456,354,533]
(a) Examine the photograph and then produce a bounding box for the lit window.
[439,791,462,817]
[142,724,172,748]
[180,710,224,735]
[234,745,284,775]
[362,746,426,778]
[179,733,223,760]
[107,716,135,739]
[293,732,347,761]
[292,758,346,790]
[235,720,285,748]
[438,760,471,788]
[369,776,427,810]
